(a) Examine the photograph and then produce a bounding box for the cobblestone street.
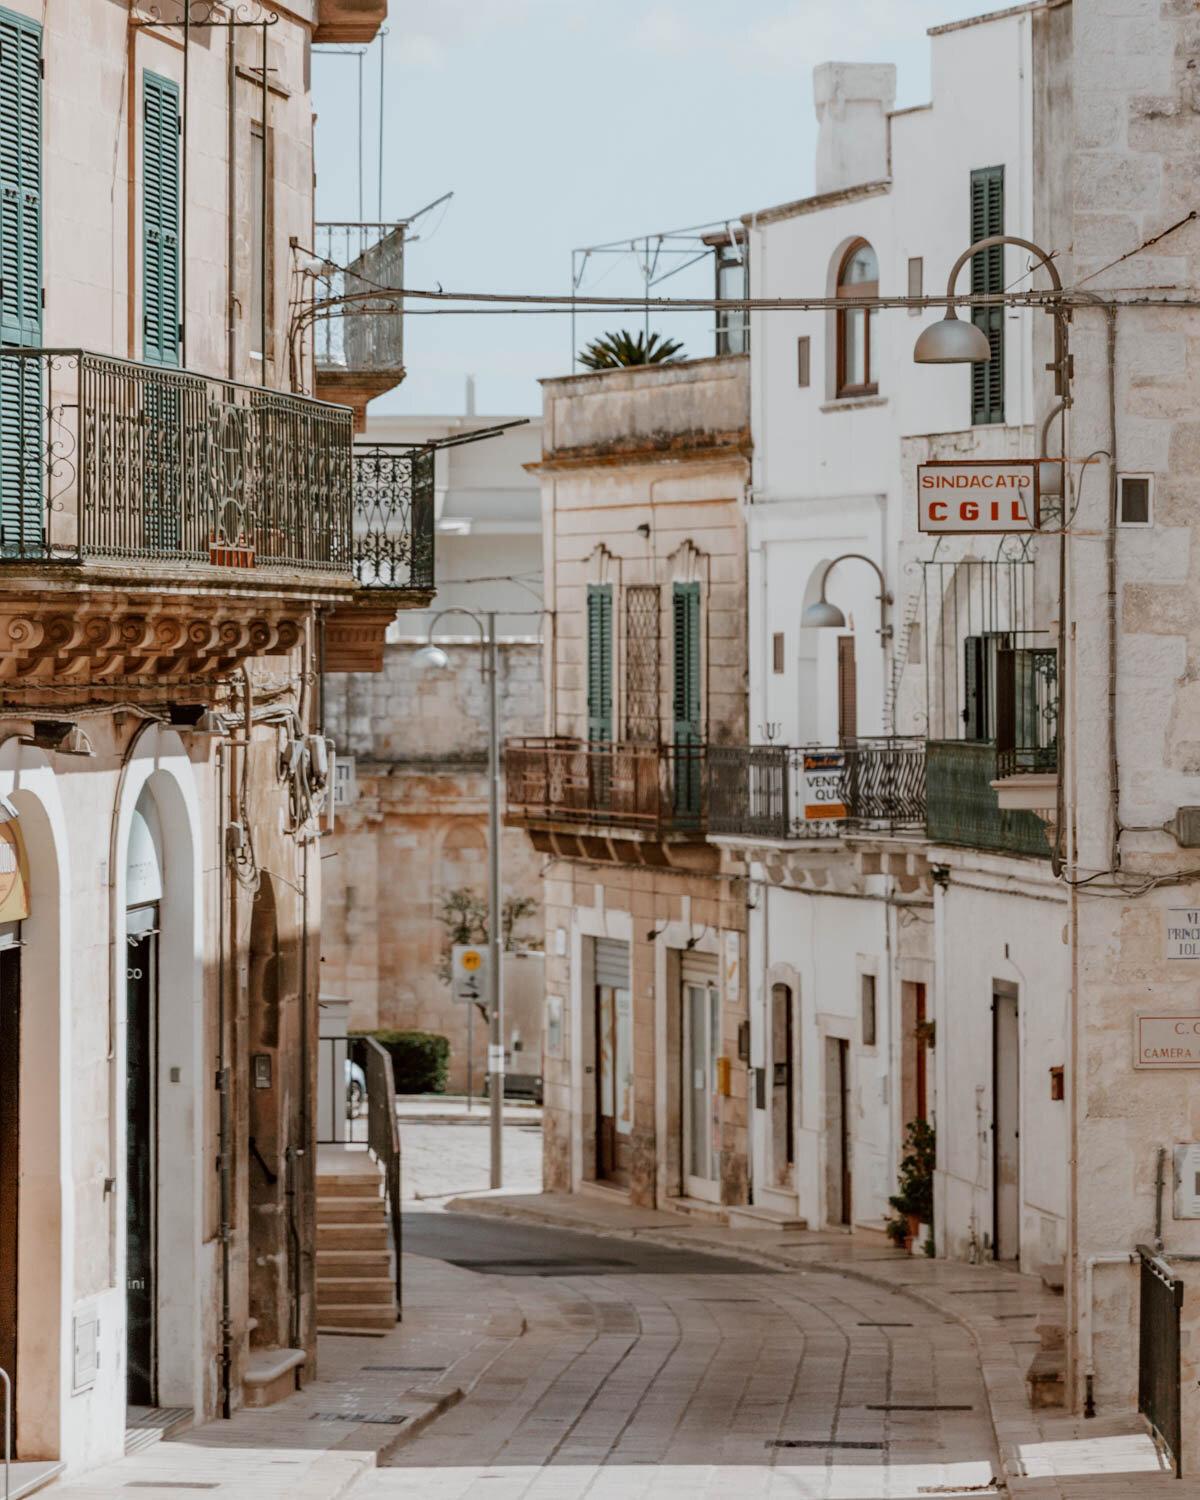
[365,1210,1002,1500]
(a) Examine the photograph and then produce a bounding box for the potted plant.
[886,1118,935,1252]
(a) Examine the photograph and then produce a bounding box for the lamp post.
[414,607,503,1189]
[913,233,1067,396]
[801,553,893,643]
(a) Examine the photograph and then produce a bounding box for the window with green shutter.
[0,5,43,556]
[970,165,1004,425]
[672,582,702,817]
[143,71,181,368]
[586,584,613,744]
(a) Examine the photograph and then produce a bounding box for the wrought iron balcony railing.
[707,739,927,841]
[925,740,1051,858]
[352,443,435,594]
[505,737,706,837]
[313,222,404,376]
[0,349,353,575]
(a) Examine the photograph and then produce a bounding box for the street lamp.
[413,607,504,1189]
[801,554,893,643]
[913,234,1066,395]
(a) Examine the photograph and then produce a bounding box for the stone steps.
[315,1159,397,1332]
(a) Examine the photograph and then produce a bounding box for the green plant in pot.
[886,1118,935,1250]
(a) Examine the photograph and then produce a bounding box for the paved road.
[400,1117,544,1201]
[361,1209,1003,1499]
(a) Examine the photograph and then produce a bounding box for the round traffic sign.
[461,950,482,971]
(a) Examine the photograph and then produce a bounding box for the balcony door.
[682,960,720,1203]
[672,583,702,819]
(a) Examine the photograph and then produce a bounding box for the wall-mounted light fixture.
[801,554,893,643]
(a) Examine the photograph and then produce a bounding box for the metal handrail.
[362,1037,403,1316]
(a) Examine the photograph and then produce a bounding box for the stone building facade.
[508,356,751,1209]
[0,0,399,1479]
[322,639,545,1090]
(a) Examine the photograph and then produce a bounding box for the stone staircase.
[316,1163,398,1334]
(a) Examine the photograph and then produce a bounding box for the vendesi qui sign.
[917,460,1039,533]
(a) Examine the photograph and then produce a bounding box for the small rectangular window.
[861,973,877,1048]
[907,256,923,315]
[772,632,785,674]
[797,335,810,387]
[1119,474,1152,526]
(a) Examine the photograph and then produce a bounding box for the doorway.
[0,944,20,1441]
[593,938,631,1189]
[901,980,929,1128]
[683,978,720,1202]
[126,904,159,1407]
[824,1036,851,1225]
[992,981,1020,1261]
[248,877,287,1350]
[770,983,794,1187]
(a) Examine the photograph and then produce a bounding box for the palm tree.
[578,329,685,370]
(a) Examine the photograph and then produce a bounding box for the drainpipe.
[1083,1252,1136,1417]
[226,23,237,380]
[216,741,233,1419]
[1104,305,1120,871]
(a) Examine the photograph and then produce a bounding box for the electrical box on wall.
[1173,1144,1200,1218]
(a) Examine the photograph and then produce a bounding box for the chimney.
[812,62,896,196]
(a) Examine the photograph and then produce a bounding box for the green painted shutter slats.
[0,7,41,349]
[672,583,701,817]
[970,165,1004,426]
[0,6,42,555]
[587,585,613,743]
[143,71,181,368]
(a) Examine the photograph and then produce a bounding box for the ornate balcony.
[708,739,926,842]
[312,222,405,429]
[323,442,435,672]
[505,737,706,845]
[0,348,354,680]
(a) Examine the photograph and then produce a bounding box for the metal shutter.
[970,165,1004,426]
[586,584,613,743]
[594,937,630,990]
[143,71,181,369]
[680,949,718,986]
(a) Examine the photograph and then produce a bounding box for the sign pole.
[486,612,503,1189]
[467,1000,473,1112]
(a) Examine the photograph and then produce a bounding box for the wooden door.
[126,917,158,1406]
[837,636,857,744]
[993,984,1020,1261]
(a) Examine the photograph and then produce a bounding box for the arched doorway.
[247,875,290,1351]
[0,816,30,1445]
[125,788,163,1407]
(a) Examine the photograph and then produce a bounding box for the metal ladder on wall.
[882,578,926,735]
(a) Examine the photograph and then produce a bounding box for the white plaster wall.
[933,859,1068,1270]
[762,882,892,1230]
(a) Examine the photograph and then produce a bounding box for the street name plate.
[1135,1014,1200,1068]
[1166,908,1200,959]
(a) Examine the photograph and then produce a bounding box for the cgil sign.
[917,460,1039,533]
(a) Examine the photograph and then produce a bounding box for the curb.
[444,1194,1031,1495]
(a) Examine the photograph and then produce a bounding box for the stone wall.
[322,641,545,1092]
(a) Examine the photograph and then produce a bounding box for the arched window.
[836,239,878,396]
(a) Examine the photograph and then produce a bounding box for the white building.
[715,3,1071,1275]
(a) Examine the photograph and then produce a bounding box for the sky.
[312,0,994,417]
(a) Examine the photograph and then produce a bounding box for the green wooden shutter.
[0,7,42,556]
[143,71,181,368]
[672,583,701,817]
[586,585,613,743]
[970,165,1004,426]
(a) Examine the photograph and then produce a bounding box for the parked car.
[346,1057,366,1116]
